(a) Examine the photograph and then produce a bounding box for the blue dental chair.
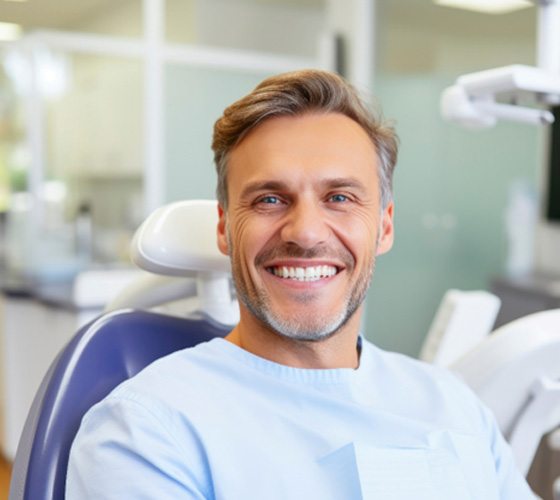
[9,200,237,500]
[12,198,560,499]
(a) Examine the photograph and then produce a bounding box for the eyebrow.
[322,177,368,194]
[239,177,368,200]
[240,181,289,200]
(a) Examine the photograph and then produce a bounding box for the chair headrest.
[131,200,231,277]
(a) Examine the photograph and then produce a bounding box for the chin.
[263,308,351,343]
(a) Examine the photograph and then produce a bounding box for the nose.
[280,199,331,249]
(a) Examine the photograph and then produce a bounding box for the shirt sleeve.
[65,395,212,499]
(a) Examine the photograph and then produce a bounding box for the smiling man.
[66,70,535,499]
[219,111,394,369]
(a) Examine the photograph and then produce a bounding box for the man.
[66,70,534,498]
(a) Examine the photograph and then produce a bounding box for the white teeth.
[270,265,338,281]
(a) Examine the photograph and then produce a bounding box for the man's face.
[217,112,394,342]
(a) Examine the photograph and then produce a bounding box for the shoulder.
[361,339,489,432]
[67,338,230,497]
[360,341,538,496]
[106,337,234,412]
[362,338,472,394]
[68,380,213,498]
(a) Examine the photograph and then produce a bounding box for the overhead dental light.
[434,0,533,15]
[441,0,560,127]
[0,22,22,42]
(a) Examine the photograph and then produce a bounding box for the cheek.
[335,212,379,255]
[229,215,263,263]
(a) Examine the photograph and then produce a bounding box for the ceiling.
[0,0,536,38]
[0,0,118,30]
[383,0,535,37]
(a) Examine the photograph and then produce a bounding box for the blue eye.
[329,194,348,203]
[259,195,280,204]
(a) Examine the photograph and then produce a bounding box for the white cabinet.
[0,267,143,460]
[0,295,100,461]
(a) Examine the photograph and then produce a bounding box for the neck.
[225,307,362,369]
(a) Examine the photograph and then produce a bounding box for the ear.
[376,202,394,256]
[217,204,230,256]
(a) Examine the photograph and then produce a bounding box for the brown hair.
[212,69,398,209]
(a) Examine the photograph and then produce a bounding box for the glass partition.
[0,58,28,274]
[1,49,143,282]
[1,0,325,284]
[164,64,271,202]
[46,53,144,264]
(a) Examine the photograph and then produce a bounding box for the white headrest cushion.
[131,200,231,276]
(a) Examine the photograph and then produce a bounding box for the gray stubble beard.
[227,228,376,342]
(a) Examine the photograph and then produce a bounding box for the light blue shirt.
[66,337,535,499]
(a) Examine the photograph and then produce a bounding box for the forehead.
[227,112,378,192]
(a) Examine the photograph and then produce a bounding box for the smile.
[266,265,339,282]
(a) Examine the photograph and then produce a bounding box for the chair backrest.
[9,309,229,500]
[451,308,560,476]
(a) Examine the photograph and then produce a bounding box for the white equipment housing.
[420,289,501,366]
[421,290,560,479]
[441,0,560,127]
[451,309,560,477]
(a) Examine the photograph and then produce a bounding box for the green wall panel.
[165,66,270,203]
[364,74,540,356]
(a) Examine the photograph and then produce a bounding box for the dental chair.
[8,200,237,500]
[451,310,560,476]
[422,290,560,498]
[9,198,560,499]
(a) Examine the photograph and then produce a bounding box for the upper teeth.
[269,265,337,281]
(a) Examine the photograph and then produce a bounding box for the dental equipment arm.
[441,65,558,127]
[441,0,560,127]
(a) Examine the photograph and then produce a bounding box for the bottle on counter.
[75,202,93,264]
[505,180,537,279]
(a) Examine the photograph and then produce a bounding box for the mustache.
[255,243,354,268]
